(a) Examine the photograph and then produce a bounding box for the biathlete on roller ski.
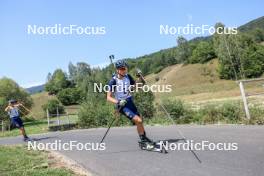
[106,59,154,145]
[5,99,30,142]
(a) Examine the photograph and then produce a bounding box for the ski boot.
[23,136,31,142]
[138,132,155,150]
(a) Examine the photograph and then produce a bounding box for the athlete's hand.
[136,68,142,77]
[15,102,22,107]
[118,99,127,107]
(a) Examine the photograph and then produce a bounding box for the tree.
[46,72,52,82]
[42,99,64,116]
[214,23,243,80]
[214,22,264,80]
[242,44,264,78]
[78,100,113,128]
[57,88,82,105]
[74,62,92,85]
[176,36,191,63]
[68,62,77,82]
[162,99,185,120]
[45,69,70,95]
[189,41,216,63]
[134,90,155,119]
[249,28,264,43]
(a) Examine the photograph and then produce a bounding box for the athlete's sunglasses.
[118,67,126,70]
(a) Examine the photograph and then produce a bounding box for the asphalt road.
[0,125,264,176]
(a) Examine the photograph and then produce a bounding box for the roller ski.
[138,133,168,154]
[23,136,34,142]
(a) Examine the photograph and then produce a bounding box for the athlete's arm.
[14,103,22,107]
[107,91,118,104]
[107,77,119,104]
[4,106,11,112]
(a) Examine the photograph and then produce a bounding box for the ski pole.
[20,104,31,113]
[19,103,41,121]
[19,104,33,114]
[160,104,202,163]
[100,54,119,144]
[136,67,202,163]
[100,103,123,144]
[18,103,45,131]
[100,117,117,144]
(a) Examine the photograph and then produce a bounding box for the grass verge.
[0,145,74,176]
[0,119,48,138]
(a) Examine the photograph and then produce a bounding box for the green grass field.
[0,119,48,138]
[0,114,78,138]
[0,91,81,138]
[0,145,74,176]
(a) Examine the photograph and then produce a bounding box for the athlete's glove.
[118,99,127,107]
[136,68,142,77]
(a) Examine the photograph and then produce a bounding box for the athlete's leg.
[13,117,28,139]
[132,115,145,135]
[19,127,27,138]
[121,99,152,142]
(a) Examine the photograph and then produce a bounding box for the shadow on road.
[97,149,140,155]
[31,136,57,141]
[156,138,185,143]
[98,138,184,155]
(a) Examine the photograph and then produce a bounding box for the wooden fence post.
[47,109,50,127]
[56,107,60,126]
[66,111,70,126]
[1,120,4,133]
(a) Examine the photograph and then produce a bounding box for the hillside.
[26,84,45,94]
[146,59,264,106]
[30,92,57,118]
[30,92,80,119]
[146,59,240,102]
[239,16,264,32]
[124,16,264,79]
